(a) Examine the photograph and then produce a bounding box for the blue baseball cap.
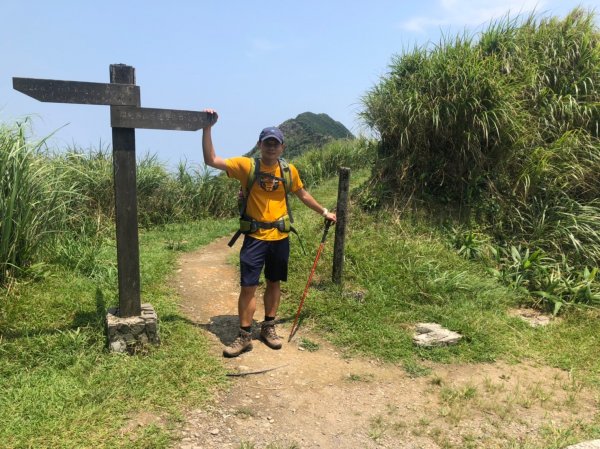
[259,126,284,144]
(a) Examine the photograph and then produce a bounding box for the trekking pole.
[288,218,334,342]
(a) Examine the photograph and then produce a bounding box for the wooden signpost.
[12,77,140,106]
[13,64,215,350]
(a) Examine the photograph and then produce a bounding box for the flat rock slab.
[413,322,462,347]
[564,441,600,449]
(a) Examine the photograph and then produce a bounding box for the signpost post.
[13,64,215,352]
[110,64,141,318]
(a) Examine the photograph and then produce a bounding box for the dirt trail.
[173,236,597,449]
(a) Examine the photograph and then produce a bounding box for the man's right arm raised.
[202,109,227,171]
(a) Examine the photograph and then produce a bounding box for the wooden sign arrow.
[12,63,218,321]
[13,77,140,106]
[110,106,217,131]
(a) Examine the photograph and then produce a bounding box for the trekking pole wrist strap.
[321,208,328,217]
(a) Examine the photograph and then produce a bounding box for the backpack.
[227,157,302,250]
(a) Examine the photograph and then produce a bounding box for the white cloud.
[399,0,546,33]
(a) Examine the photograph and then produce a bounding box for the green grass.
[3,134,600,448]
[289,210,524,363]
[298,337,320,352]
[0,219,235,449]
[281,176,600,388]
[0,123,240,288]
[361,7,600,273]
[0,122,73,285]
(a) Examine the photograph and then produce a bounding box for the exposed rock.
[413,322,462,347]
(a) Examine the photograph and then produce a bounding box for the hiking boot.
[260,322,282,350]
[223,329,253,358]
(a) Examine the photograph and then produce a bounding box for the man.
[202,109,336,357]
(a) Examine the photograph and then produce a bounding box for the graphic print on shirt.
[259,173,281,192]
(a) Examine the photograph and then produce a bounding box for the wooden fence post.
[332,167,350,285]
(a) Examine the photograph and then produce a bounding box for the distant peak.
[246,112,354,159]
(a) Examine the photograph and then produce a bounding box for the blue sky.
[1,0,598,168]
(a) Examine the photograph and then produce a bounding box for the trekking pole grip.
[322,218,333,243]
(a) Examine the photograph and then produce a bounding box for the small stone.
[209,428,220,435]
[413,322,462,347]
[109,339,127,353]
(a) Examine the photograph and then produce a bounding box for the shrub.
[293,137,375,187]
[361,7,600,268]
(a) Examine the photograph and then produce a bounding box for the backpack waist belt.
[228,215,293,247]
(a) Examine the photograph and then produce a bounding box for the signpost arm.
[110,64,141,317]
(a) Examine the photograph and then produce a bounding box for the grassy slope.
[2,170,600,448]
[0,219,236,449]
[282,172,600,385]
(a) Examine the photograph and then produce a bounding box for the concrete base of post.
[106,303,160,354]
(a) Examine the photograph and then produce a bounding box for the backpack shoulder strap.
[238,158,261,218]
[245,157,261,196]
[278,158,292,193]
[278,158,294,223]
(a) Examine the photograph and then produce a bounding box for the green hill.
[246,112,354,159]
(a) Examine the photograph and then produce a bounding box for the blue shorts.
[240,236,290,286]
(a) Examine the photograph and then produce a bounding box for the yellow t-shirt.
[226,157,304,241]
